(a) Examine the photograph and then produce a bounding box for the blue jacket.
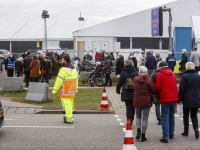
[179,69,200,109]
[116,65,139,101]
[145,54,156,69]
[166,55,176,71]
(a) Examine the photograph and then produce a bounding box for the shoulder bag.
[144,80,156,104]
[125,72,135,90]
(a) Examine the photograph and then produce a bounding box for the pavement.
[0,113,200,150]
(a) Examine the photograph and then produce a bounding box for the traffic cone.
[19,73,22,77]
[98,87,111,111]
[122,120,136,150]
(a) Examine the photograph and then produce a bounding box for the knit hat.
[159,61,168,67]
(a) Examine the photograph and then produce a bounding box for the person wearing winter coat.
[145,51,156,76]
[129,53,137,70]
[95,51,100,62]
[151,62,162,125]
[190,46,200,73]
[155,61,179,143]
[83,52,93,61]
[178,62,200,139]
[133,66,157,142]
[22,52,27,59]
[110,52,115,60]
[155,53,162,68]
[16,57,23,77]
[166,52,176,71]
[23,52,32,87]
[43,56,52,84]
[102,53,112,86]
[140,50,145,67]
[46,52,55,79]
[5,53,16,77]
[179,49,188,74]
[30,55,40,82]
[99,51,105,63]
[116,53,124,77]
[116,60,139,125]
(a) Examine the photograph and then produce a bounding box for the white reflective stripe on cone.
[101,101,108,105]
[125,130,133,138]
[122,144,135,150]
[102,93,107,97]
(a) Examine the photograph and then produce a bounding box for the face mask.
[10,55,12,57]
[182,52,184,54]
[130,56,133,58]
[105,55,108,57]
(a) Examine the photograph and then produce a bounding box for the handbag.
[144,80,156,104]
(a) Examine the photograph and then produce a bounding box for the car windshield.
[0,51,4,54]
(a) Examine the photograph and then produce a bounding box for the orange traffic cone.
[98,87,111,111]
[122,120,136,150]
[19,73,22,77]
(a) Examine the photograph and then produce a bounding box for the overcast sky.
[0,0,176,21]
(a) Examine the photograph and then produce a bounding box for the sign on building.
[151,7,163,36]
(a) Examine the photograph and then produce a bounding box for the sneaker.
[169,134,174,139]
[64,120,73,124]
[160,138,168,143]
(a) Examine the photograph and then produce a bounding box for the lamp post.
[41,10,49,50]
[163,6,172,52]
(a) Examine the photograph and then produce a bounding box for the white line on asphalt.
[123,128,126,132]
[180,118,183,120]
[117,118,121,121]
[199,128,200,132]
[2,126,75,129]
[189,122,192,125]
[4,119,15,121]
[120,122,125,125]
[175,115,179,117]
[114,115,119,117]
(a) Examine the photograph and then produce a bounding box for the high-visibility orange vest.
[58,78,77,98]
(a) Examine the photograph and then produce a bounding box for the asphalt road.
[0,113,200,150]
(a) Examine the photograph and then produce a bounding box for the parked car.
[0,55,5,64]
[0,49,10,62]
[0,100,4,127]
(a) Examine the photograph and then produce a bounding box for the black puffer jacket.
[103,56,112,74]
[116,65,139,101]
[178,69,200,109]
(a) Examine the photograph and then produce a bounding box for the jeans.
[195,67,199,73]
[135,107,150,134]
[183,108,199,133]
[155,104,161,121]
[125,101,135,125]
[161,103,177,139]
[147,69,154,76]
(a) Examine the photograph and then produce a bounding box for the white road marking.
[120,122,125,125]
[123,128,126,132]
[180,118,183,120]
[117,118,121,121]
[175,115,179,117]
[2,126,75,129]
[4,119,15,121]
[189,122,192,125]
[114,115,119,118]
[199,128,200,132]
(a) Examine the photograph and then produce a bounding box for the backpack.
[125,72,135,90]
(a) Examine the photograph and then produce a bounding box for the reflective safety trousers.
[61,97,74,121]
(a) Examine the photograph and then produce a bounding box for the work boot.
[195,129,199,139]
[136,128,141,139]
[158,120,161,125]
[64,120,73,124]
[141,133,147,142]
[182,127,189,136]
[169,134,174,139]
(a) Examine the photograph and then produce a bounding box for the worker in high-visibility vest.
[52,55,78,124]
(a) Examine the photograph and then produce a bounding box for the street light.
[163,6,172,52]
[41,10,49,50]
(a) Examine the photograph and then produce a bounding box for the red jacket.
[94,65,102,73]
[155,68,179,104]
[133,75,157,108]
[95,53,100,60]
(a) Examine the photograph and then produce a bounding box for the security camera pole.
[163,6,172,52]
[41,10,49,50]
